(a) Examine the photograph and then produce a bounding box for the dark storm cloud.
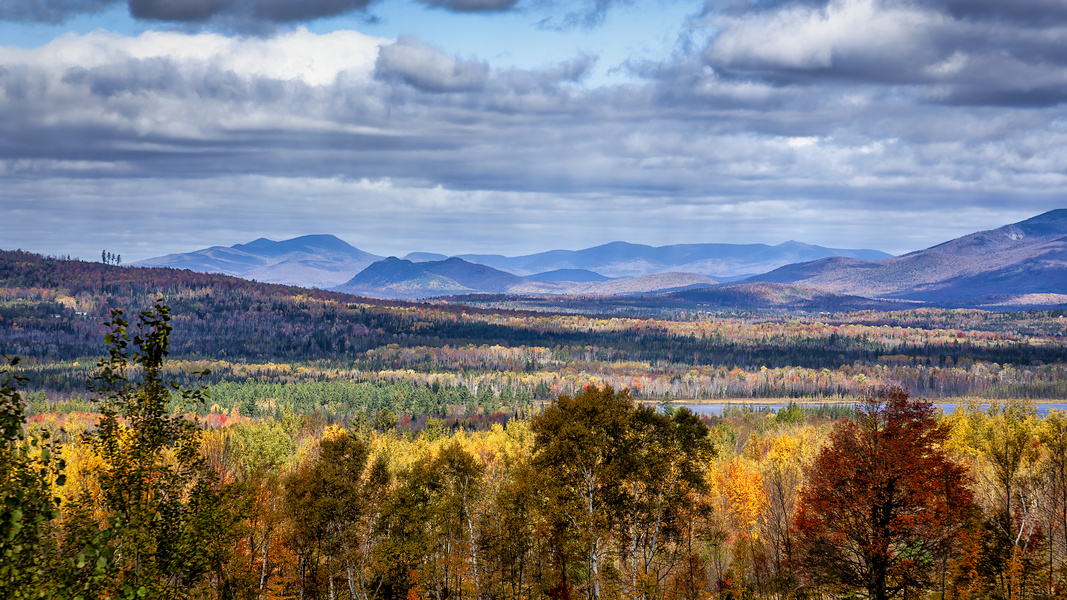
[0,0,120,24]
[697,0,1067,108]
[128,0,375,25]
[414,0,518,12]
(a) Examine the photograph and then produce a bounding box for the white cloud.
[0,27,387,87]
[707,0,936,71]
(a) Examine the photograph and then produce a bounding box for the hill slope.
[752,210,1067,305]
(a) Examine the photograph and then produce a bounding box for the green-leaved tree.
[72,300,242,599]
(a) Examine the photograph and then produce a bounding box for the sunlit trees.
[1041,410,1067,592]
[532,386,638,599]
[284,426,375,599]
[793,386,975,600]
[947,400,1047,599]
[531,386,713,600]
[759,427,819,599]
[622,406,714,600]
[72,300,242,599]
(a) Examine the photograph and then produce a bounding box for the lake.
[663,401,1067,417]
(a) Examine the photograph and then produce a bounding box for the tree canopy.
[793,386,975,600]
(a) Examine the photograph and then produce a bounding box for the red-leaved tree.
[792,386,974,600]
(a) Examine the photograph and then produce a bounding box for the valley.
[3,212,1067,600]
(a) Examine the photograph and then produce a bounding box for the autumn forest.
[2,250,1067,600]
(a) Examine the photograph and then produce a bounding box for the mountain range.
[136,237,889,291]
[407,240,890,279]
[132,210,1067,307]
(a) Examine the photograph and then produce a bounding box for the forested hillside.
[752,209,1067,306]
[3,249,1067,417]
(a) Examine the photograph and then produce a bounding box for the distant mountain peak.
[232,234,367,256]
[1016,208,1067,236]
[135,235,383,289]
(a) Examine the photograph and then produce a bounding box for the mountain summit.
[134,235,383,288]
[131,212,1065,306]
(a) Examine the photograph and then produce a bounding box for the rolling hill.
[526,269,612,283]
[332,257,719,299]
[128,210,1066,307]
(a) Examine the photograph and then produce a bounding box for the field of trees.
[3,250,1067,599]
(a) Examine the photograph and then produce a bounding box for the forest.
[3,250,1067,599]
[2,249,1067,416]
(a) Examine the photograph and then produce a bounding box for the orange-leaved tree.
[792,386,974,600]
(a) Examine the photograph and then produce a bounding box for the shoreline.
[654,398,1063,406]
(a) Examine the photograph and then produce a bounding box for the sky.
[1,0,1065,262]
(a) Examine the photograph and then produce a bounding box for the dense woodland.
[2,250,1066,415]
[3,250,1067,600]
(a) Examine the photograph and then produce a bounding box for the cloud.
[127,0,376,31]
[925,0,1067,26]
[707,0,937,73]
[1,0,382,28]
[699,0,1067,107]
[703,0,1067,24]
[0,0,120,24]
[415,0,519,13]
[0,0,649,32]
[374,36,489,92]
[531,0,635,30]
[2,28,1063,196]
[500,54,595,93]
[2,20,1066,260]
